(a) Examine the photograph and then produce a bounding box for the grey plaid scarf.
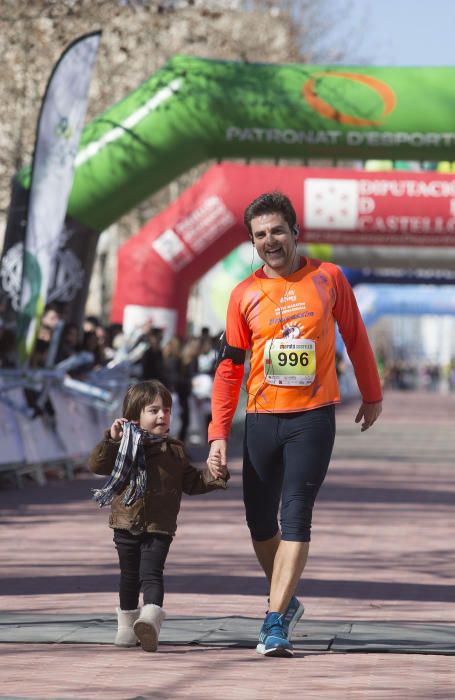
[92,421,166,507]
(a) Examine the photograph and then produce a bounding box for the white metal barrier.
[0,371,128,488]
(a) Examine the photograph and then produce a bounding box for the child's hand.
[110,418,127,441]
[216,464,228,479]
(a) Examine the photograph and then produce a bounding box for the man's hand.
[207,439,228,479]
[355,401,382,432]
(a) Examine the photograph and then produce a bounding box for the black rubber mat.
[1,613,454,654]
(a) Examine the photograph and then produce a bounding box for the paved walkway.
[1,390,455,699]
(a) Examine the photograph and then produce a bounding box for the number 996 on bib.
[264,339,316,386]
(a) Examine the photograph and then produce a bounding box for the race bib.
[263,338,316,386]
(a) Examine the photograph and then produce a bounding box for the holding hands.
[207,439,228,479]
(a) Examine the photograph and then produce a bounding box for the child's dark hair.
[243,191,297,237]
[122,380,172,421]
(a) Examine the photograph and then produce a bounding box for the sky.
[324,0,455,66]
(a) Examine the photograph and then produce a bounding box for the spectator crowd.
[2,302,455,446]
[0,302,220,446]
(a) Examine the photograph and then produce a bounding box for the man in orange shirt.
[207,192,382,657]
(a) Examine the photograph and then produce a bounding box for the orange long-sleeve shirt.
[208,258,382,442]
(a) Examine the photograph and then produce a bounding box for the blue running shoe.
[282,596,305,640]
[256,612,294,657]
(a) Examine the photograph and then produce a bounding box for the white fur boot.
[115,608,140,647]
[133,603,166,652]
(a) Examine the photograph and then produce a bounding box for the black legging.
[243,405,336,543]
[113,529,172,610]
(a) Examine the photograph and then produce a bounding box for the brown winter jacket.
[88,431,228,537]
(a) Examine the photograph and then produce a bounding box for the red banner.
[302,170,455,246]
[113,163,455,332]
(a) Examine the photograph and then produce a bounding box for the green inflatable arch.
[17,55,455,233]
[8,54,455,331]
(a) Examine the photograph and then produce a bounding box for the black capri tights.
[243,405,335,543]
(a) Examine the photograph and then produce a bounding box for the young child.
[89,379,228,652]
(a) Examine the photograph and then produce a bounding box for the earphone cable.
[238,239,300,415]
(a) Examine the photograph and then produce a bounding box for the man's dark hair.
[244,191,297,237]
